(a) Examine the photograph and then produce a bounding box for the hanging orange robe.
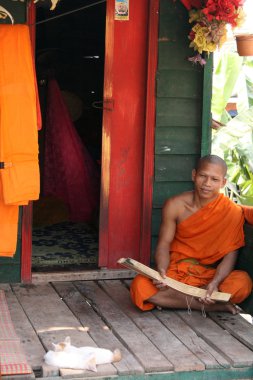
[131,194,253,310]
[0,25,40,257]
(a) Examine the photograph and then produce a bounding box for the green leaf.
[212,52,243,123]
[212,106,253,205]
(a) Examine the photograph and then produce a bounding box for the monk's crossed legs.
[130,270,252,314]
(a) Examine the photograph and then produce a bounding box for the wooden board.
[157,70,202,99]
[177,310,253,367]
[153,309,230,369]
[100,280,205,372]
[208,312,253,350]
[12,284,81,334]
[11,283,117,378]
[155,127,200,155]
[152,181,193,208]
[0,285,45,370]
[75,281,171,373]
[3,280,253,379]
[155,155,197,182]
[156,98,201,127]
[32,269,135,284]
[118,258,231,302]
[53,281,144,376]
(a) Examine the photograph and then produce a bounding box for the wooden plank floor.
[1,280,253,380]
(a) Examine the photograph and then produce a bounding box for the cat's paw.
[112,349,122,363]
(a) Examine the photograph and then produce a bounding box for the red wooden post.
[98,0,115,267]
[21,203,33,282]
[21,1,36,282]
[140,0,159,265]
[99,0,150,268]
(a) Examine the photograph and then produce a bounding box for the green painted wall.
[151,1,253,314]
[0,213,22,283]
[151,0,212,263]
[0,0,27,283]
[0,0,26,24]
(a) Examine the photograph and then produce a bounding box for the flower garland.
[180,0,245,65]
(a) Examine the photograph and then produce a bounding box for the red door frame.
[140,0,159,264]
[21,1,36,283]
[22,0,159,281]
[98,0,115,267]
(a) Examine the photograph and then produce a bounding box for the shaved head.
[196,155,227,177]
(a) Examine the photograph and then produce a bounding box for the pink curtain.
[43,79,100,222]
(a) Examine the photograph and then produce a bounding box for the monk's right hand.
[199,282,218,304]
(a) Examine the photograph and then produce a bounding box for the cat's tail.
[112,349,122,363]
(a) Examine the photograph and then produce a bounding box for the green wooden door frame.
[201,54,213,157]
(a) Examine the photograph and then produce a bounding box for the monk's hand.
[199,281,218,304]
[153,268,168,289]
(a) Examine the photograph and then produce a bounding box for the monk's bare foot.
[224,303,240,315]
[202,301,240,315]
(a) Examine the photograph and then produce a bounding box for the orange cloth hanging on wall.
[0,24,40,257]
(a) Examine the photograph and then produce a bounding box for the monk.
[130,155,253,315]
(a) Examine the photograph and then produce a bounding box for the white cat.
[44,336,121,372]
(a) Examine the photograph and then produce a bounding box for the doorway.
[32,0,106,272]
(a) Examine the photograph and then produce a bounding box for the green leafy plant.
[212,106,253,205]
[211,51,253,205]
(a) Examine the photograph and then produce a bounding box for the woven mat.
[0,290,32,375]
[32,222,98,269]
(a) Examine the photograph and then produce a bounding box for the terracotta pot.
[236,34,253,56]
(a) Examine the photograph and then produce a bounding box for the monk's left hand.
[199,282,218,304]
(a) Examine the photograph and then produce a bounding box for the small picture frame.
[115,0,129,21]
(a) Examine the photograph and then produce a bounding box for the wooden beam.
[140,0,159,266]
[32,269,135,284]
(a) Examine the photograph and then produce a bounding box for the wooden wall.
[0,0,27,282]
[151,0,212,262]
[0,215,22,283]
[0,0,26,23]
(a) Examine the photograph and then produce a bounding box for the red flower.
[189,30,196,40]
[202,2,217,21]
[231,0,245,6]
[180,0,192,10]
[180,0,205,10]
[201,0,242,26]
[190,0,204,8]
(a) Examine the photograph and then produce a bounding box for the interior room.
[32,0,106,272]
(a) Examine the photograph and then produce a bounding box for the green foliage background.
[211,53,253,205]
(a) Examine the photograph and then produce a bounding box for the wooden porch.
[1,274,253,380]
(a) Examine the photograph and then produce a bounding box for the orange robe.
[131,194,253,310]
[0,25,40,257]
